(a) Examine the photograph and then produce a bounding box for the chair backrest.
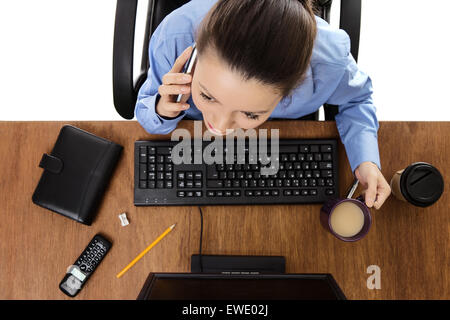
[112,0,361,120]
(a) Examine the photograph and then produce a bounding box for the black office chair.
[112,0,361,121]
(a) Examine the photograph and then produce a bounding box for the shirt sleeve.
[134,25,190,135]
[326,51,381,173]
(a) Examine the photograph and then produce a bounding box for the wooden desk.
[0,121,448,300]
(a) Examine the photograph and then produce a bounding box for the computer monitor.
[137,273,346,300]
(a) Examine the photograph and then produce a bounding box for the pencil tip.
[170,224,176,229]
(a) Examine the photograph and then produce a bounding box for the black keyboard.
[134,139,339,205]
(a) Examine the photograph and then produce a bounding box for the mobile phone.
[59,234,112,297]
[176,43,197,103]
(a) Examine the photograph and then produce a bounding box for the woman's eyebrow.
[198,81,270,114]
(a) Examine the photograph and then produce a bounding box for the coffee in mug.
[390,162,444,207]
[329,202,365,238]
[320,197,371,242]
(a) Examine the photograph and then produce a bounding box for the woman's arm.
[326,53,390,209]
[135,24,192,135]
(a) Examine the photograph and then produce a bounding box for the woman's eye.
[243,112,259,120]
[200,92,213,102]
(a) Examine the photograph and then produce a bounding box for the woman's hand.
[155,46,193,118]
[355,161,391,209]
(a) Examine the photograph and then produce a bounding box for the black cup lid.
[400,162,444,207]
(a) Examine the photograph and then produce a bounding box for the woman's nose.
[212,114,235,132]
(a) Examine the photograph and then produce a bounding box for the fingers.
[363,172,378,208]
[169,46,193,73]
[158,83,191,96]
[372,177,391,210]
[162,72,192,85]
[157,100,190,118]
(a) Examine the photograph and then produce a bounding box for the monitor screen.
[138,273,346,300]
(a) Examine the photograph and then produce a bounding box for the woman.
[135,0,391,209]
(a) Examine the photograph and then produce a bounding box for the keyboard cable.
[198,206,204,273]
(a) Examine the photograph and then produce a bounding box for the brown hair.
[195,0,317,97]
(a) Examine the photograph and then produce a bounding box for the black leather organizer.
[32,125,123,225]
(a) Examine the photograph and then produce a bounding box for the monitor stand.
[191,255,285,274]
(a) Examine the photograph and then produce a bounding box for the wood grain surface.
[0,120,448,300]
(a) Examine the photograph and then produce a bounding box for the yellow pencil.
[116,224,176,278]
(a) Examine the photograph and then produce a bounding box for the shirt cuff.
[344,131,381,173]
[136,94,186,135]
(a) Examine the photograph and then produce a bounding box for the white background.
[0,0,449,121]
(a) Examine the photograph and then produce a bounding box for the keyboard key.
[326,189,335,195]
[321,170,333,178]
[165,181,173,188]
[271,190,279,196]
[245,190,254,196]
[279,145,298,153]
[206,191,215,197]
[157,147,172,155]
[310,189,318,195]
[139,147,147,163]
[194,181,202,188]
[284,190,292,196]
[323,153,332,161]
[207,180,223,188]
[139,181,147,189]
[319,162,333,170]
[195,191,202,197]
[310,145,319,153]
[293,189,300,196]
[301,190,309,196]
[177,172,185,180]
[186,180,193,188]
[157,155,165,163]
[194,172,202,179]
[233,190,241,196]
[299,145,309,153]
[186,172,193,179]
[321,145,332,153]
[186,191,194,197]
[156,181,164,188]
[139,164,147,180]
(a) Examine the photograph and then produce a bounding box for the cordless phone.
[59,234,112,297]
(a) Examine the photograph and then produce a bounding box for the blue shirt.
[135,0,380,173]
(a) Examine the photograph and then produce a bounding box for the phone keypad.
[75,236,110,275]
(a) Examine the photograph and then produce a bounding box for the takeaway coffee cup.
[390,162,444,207]
[320,179,372,242]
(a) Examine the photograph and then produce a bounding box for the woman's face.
[191,47,283,135]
